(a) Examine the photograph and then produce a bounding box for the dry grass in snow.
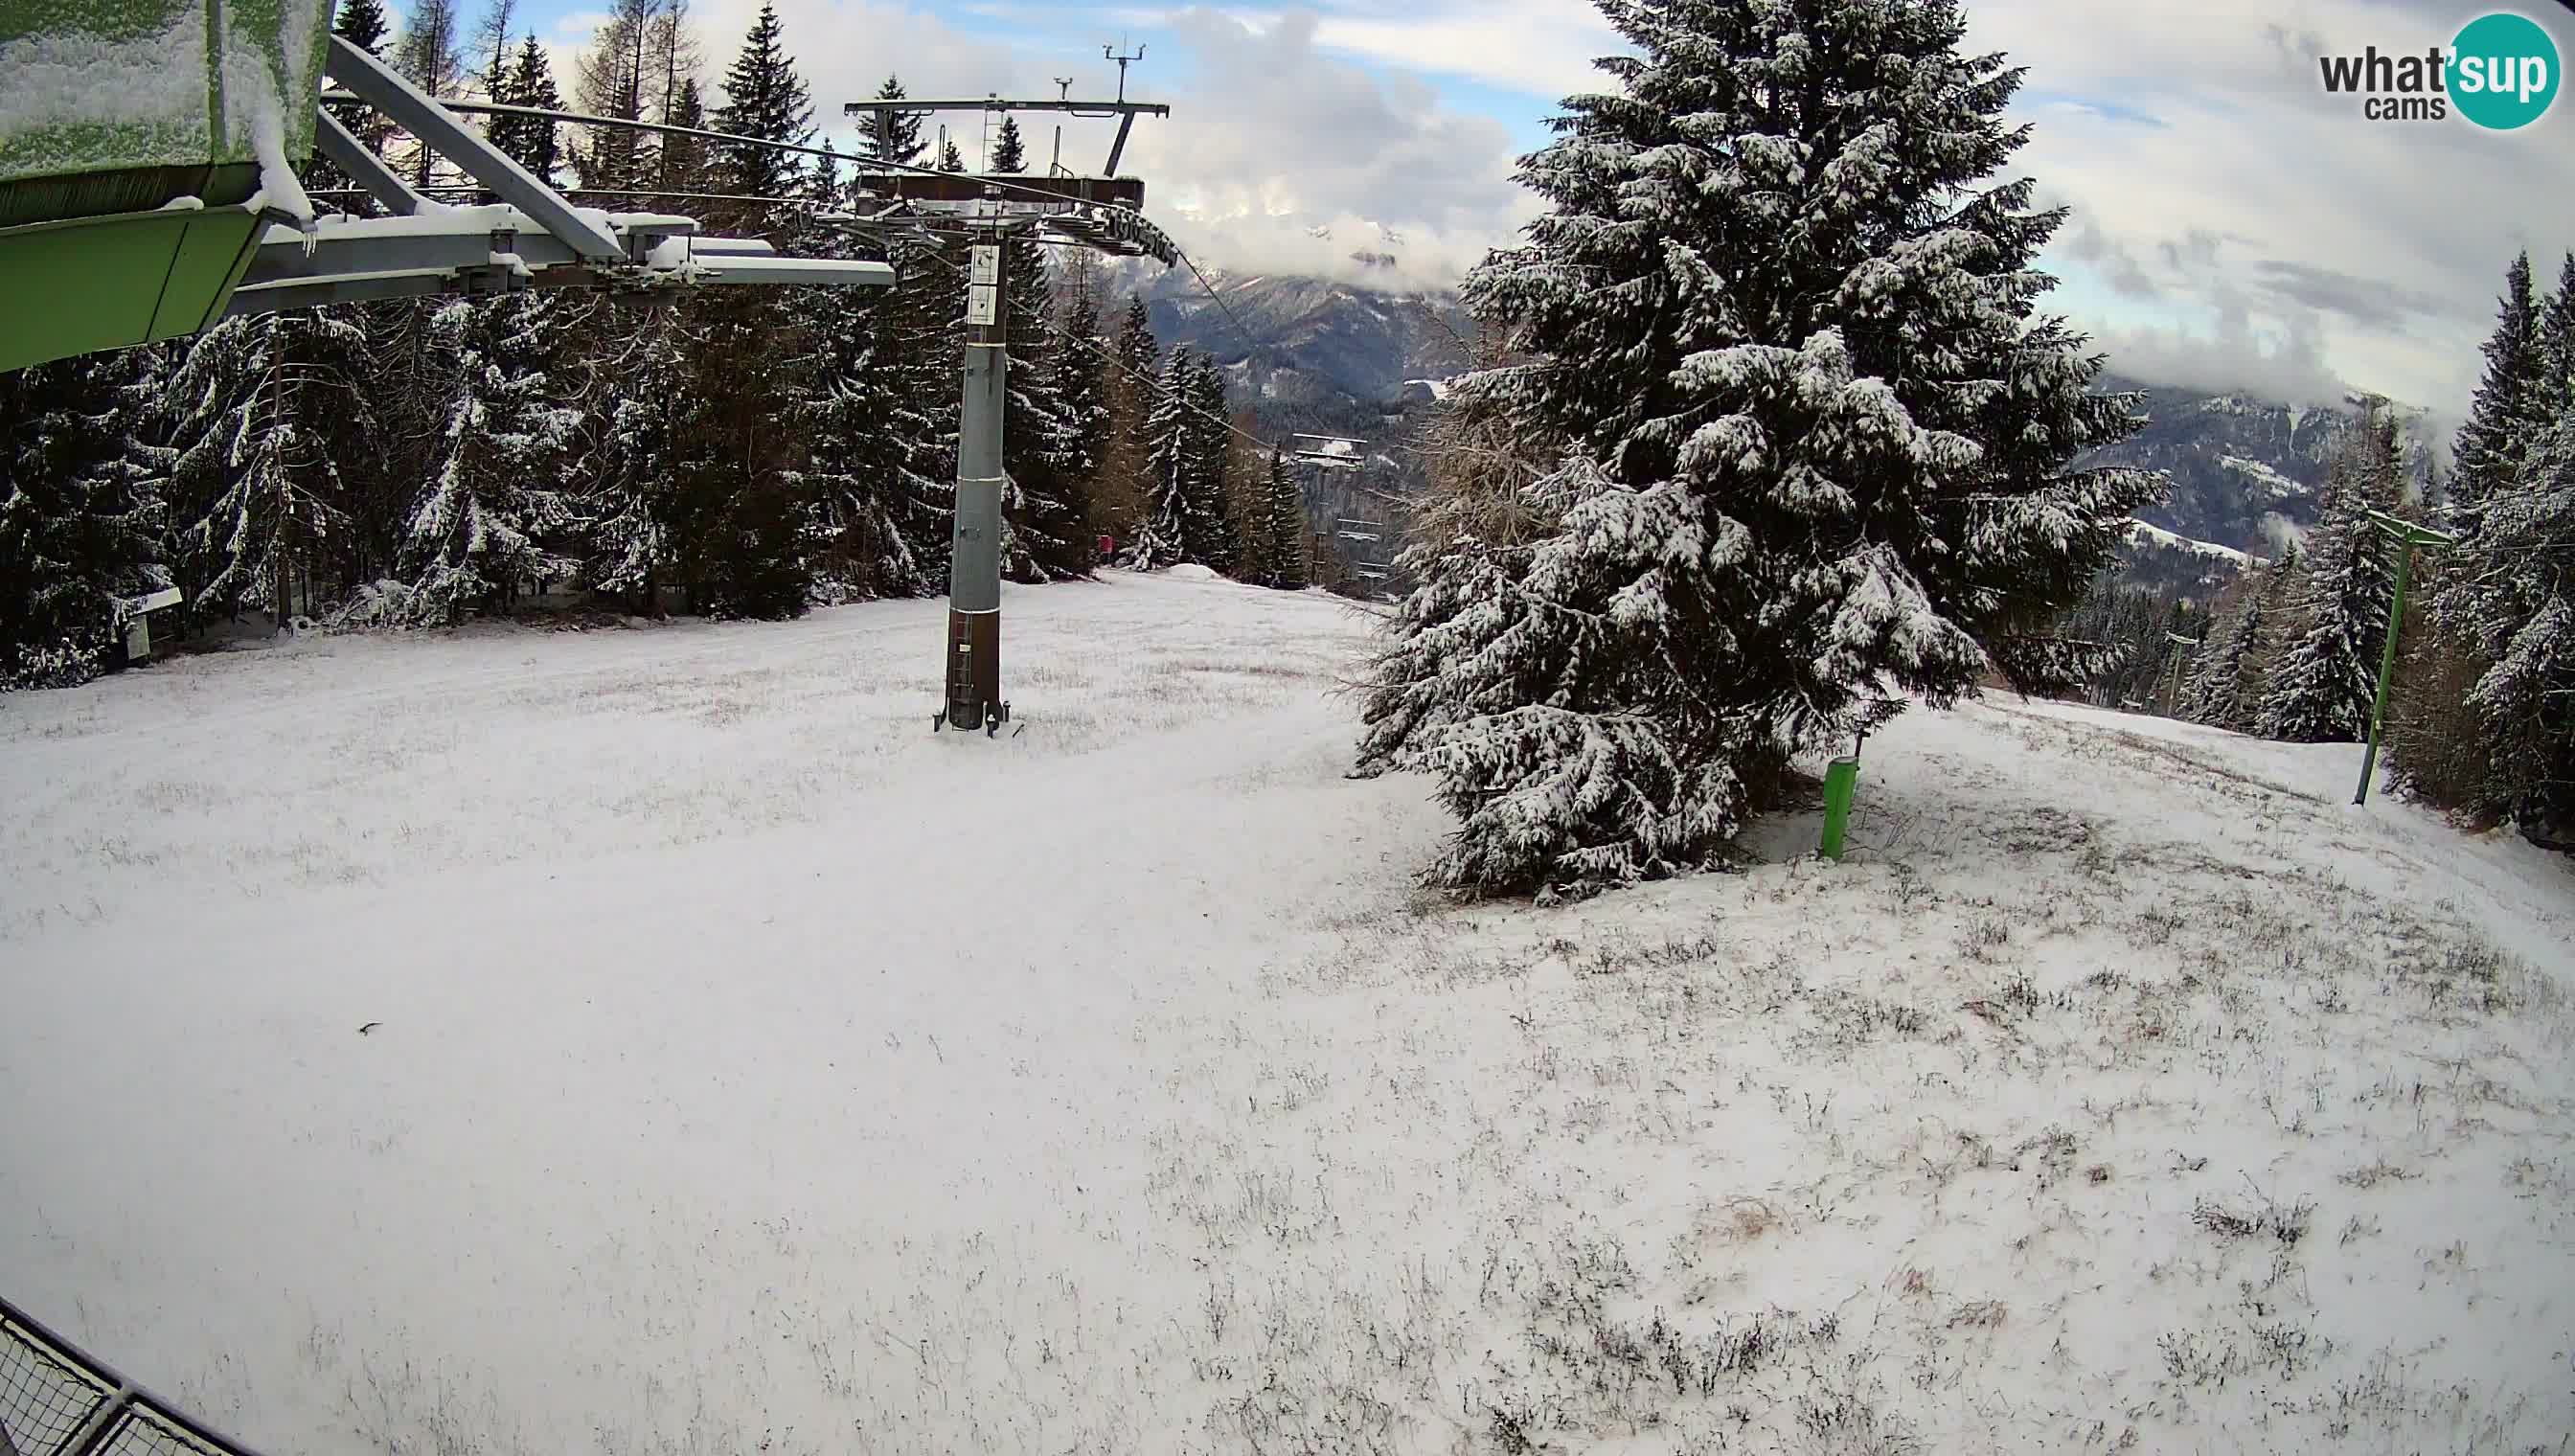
[3,570,2571,1455]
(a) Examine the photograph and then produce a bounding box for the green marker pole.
[2353,511,2456,808]
[1820,756,1858,860]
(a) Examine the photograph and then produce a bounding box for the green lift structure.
[0,0,895,375]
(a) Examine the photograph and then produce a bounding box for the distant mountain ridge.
[2087,375,2441,559]
[1105,268,2441,591]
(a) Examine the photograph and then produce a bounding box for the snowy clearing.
[2220,454,2310,502]
[5,572,2572,1455]
[2125,519,2260,568]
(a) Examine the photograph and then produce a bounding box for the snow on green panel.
[0,0,326,191]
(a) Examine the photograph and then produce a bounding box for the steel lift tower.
[836,80,1176,737]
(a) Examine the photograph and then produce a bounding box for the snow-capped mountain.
[2088,375,2443,557]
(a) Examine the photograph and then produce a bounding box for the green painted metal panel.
[0,0,328,370]
[0,203,262,374]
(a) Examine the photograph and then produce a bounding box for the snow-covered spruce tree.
[1126,346,1194,569]
[1352,0,2159,894]
[1184,352,1242,575]
[404,293,581,624]
[2443,252,2542,550]
[1056,281,1112,512]
[2183,564,2279,733]
[786,163,930,599]
[489,34,564,180]
[0,349,171,684]
[579,300,691,613]
[2260,405,2402,743]
[1093,294,1160,541]
[709,0,810,203]
[993,238,1091,580]
[1263,449,1310,589]
[884,233,964,583]
[163,313,359,628]
[2536,252,2575,415]
[2460,358,2575,831]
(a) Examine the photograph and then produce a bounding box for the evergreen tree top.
[713,0,814,196]
[862,73,927,166]
[2452,250,2542,514]
[333,0,391,53]
[1116,295,1158,370]
[937,140,967,172]
[991,115,1027,173]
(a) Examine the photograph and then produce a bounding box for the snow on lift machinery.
[826,46,1183,739]
[0,6,893,375]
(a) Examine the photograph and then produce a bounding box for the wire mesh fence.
[1,1297,262,1456]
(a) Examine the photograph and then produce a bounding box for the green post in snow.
[1819,756,1859,860]
[2353,510,2457,808]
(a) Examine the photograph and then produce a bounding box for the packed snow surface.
[4,573,2571,1454]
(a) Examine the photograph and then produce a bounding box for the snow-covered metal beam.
[313,111,427,217]
[322,34,625,262]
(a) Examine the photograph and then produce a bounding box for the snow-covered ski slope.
[4,571,2570,1455]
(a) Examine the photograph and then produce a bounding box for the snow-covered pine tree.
[1093,294,1160,540]
[878,233,962,584]
[998,238,1092,580]
[990,115,1027,173]
[578,301,691,613]
[488,34,563,180]
[163,314,358,628]
[1184,352,1241,575]
[786,160,937,600]
[709,0,810,202]
[1055,280,1111,506]
[0,349,171,685]
[2182,570,2265,731]
[2444,253,2543,554]
[1126,346,1193,570]
[1352,0,2160,893]
[404,293,580,624]
[2458,299,2575,832]
[1264,449,1310,589]
[860,75,927,168]
[644,0,822,619]
[2536,253,2575,415]
[2260,404,2402,742]
[658,77,709,193]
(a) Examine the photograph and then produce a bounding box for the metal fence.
[2,1295,263,1456]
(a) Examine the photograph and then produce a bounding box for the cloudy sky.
[475,0,2575,414]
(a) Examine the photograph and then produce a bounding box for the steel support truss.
[234,34,893,317]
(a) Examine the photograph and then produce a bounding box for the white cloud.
[672,0,1534,287]
[1960,0,2575,414]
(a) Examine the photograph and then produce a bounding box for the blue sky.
[440,0,2575,413]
